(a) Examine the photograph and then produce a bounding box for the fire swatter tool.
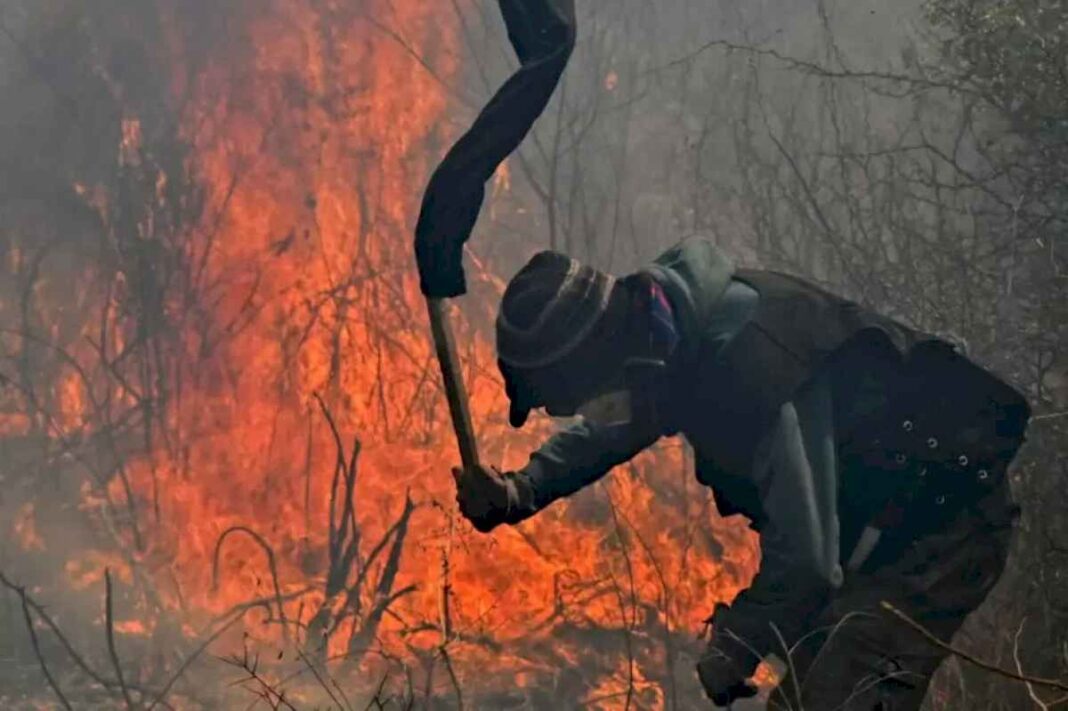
[412,0,576,469]
[425,297,480,469]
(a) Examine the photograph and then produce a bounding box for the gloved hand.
[451,465,530,533]
[697,647,758,708]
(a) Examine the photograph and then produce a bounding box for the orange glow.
[114,618,153,636]
[66,553,133,591]
[31,0,761,701]
[55,371,87,433]
[753,660,782,689]
[13,503,46,552]
[120,117,143,166]
[0,412,31,437]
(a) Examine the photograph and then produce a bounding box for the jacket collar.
[642,237,736,357]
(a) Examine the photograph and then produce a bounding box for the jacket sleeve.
[508,418,661,519]
[709,373,842,675]
[709,528,837,677]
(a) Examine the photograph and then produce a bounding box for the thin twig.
[212,526,290,643]
[658,38,981,100]
[221,647,299,711]
[769,622,803,711]
[438,520,463,711]
[603,487,637,711]
[17,585,74,710]
[105,569,137,709]
[439,645,464,711]
[294,647,347,710]
[362,672,390,710]
[0,570,115,690]
[881,601,1068,692]
[146,611,247,710]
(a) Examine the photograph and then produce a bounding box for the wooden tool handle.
[426,297,481,470]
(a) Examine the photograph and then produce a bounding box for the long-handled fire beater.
[413,0,575,470]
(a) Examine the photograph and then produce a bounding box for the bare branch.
[881,601,1068,693]
[212,526,290,643]
[17,582,74,711]
[105,569,137,709]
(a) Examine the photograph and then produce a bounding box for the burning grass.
[0,0,758,706]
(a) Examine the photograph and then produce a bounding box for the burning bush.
[0,1,757,707]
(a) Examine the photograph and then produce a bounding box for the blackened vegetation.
[0,566,245,709]
[1,400,421,709]
[304,394,416,664]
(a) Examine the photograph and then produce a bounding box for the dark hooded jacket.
[648,239,937,523]
[512,237,1029,669]
[519,237,939,523]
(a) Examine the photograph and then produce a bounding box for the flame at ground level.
[3,0,760,705]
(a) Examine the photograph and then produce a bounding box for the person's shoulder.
[652,234,733,271]
[646,236,736,329]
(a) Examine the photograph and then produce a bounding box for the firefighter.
[407,2,1030,704]
[451,237,1030,709]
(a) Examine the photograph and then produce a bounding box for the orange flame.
[36,0,761,701]
[13,503,46,552]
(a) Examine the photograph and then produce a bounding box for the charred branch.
[212,526,290,645]
[104,569,137,709]
[882,601,1068,694]
[15,580,74,710]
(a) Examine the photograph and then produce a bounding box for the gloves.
[451,465,535,532]
[697,605,760,707]
[696,648,758,708]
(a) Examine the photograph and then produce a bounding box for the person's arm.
[516,417,661,515]
[704,374,841,679]
[707,528,836,676]
[456,417,659,531]
[698,518,835,706]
